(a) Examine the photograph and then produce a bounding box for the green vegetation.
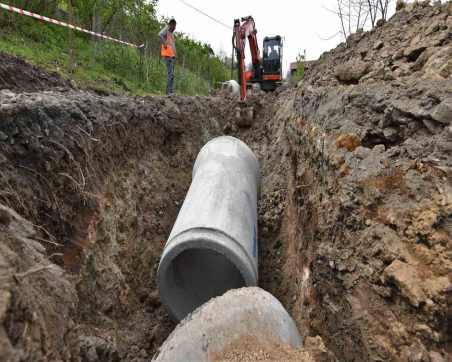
[291,53,305,83]
[0,0,231,95]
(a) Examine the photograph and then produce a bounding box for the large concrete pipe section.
[221,79,240,97]
[153,288,303,362]
[157,136,260,321]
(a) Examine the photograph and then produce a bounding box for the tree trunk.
[337,0,348,40]
[367,0,376,27]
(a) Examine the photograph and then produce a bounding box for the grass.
[0,15,210,96]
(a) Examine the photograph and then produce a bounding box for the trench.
[77,145,291,359]
[4,82,449,362]
[109,91,383,361]
[0,90,308,361]
[73,94,297,359]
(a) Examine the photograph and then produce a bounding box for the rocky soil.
[275,2,452,361]
[0,1,451,361]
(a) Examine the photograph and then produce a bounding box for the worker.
[269,45,278,59]
[159,18,177,95]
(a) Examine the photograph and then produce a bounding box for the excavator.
[233,16,283,101]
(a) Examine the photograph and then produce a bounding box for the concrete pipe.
[153,287,303,362]
[221,79,240,97]
[157,136,260,321]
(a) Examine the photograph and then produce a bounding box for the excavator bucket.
[235,103,255,128]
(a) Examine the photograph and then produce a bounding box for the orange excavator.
[233,16,283,101]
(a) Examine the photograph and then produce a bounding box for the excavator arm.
[233,16,261,102]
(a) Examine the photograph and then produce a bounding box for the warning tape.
[0,2,138,48]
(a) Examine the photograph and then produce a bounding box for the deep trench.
[0,86,295,361]
[50,92,296,360]
[4,83,450,361]
[0,83,319,361]
[0,88,378,361]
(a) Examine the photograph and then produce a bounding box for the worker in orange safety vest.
[159,18,177,95]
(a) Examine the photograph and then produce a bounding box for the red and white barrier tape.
[0,2,138,48]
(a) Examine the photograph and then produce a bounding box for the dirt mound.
[304,1,452,87]
[277,2,452,361]
[0,52,72,92]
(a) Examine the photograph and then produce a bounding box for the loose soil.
[0,51,72,93]
[1,2,451,361]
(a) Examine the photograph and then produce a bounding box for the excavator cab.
[262,36,283,91]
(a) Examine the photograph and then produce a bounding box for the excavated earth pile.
[0,2,451,361]
[273,2,452,361]
[0,52,72,93]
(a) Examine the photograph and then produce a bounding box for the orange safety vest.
[161,31,175,58]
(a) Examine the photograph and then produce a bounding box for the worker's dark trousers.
[165,57,175,95]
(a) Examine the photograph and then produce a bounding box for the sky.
[157,0,396,75]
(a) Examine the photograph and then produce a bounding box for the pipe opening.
[162,247,246,320]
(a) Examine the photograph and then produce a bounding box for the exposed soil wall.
[271,2,452,361]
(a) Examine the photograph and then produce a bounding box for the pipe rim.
[157,228,258,321]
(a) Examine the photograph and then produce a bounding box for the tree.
[367,0,391,27]
[326,0,394,40]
